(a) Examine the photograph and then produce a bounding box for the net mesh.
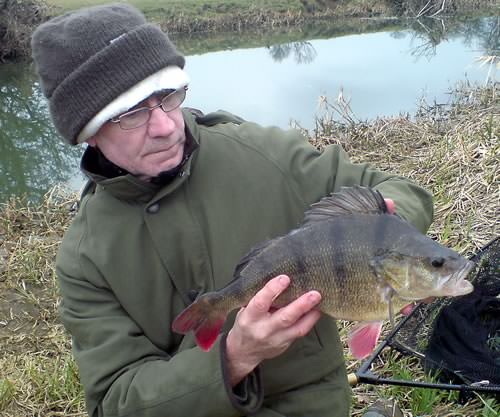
[386,237,500,391]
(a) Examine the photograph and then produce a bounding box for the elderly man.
[31,3,431,417]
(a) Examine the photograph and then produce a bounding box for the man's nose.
[148,106,176,137]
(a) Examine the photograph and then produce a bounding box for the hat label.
[110,33,127,44]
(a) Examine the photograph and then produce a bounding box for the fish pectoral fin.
[388,297,395,328]
[348,321,383,360]
[373,281,396,327]
[382,287,396,328]
[382,285,396,327]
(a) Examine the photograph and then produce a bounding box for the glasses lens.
[119,108,150,130]
[161,88,187,112]
[113,87,187,130]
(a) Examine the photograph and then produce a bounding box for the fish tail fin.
[348,321,383,360]
[172,294,228,351]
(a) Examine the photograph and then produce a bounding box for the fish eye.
[431,257,445,268]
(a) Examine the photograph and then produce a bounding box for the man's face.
[87,91,186,180]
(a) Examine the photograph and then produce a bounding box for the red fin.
[172,296,227,352]
[348,321,383,359]
[195,318,226,351]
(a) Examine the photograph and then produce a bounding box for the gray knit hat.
[31,3,187,145]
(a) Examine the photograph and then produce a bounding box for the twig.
[429,0,447,17]
[416,0,433,18]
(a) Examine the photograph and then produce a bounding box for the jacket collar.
[80,108,200,203]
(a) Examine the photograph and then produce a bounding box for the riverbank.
[1,0,498,61]
[0,83,498,416]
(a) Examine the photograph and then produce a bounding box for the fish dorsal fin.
[303,186,388,225]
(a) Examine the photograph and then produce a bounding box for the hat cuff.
[77,66,189,143]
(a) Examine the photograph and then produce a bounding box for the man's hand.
[224,275,321,386]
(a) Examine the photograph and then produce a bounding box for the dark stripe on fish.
[374,213,389,248]
[289,235,309,291]
[332,219,348,285]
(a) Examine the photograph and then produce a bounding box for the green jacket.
[56,109,433,417]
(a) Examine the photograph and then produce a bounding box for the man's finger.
[278,309,322,340]
[384,198,395,214]
[245,275,290,317]
[271,290,321,329]
[400,303,415,316]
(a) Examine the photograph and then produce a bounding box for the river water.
[0,15,498,202]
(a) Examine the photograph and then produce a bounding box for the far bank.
[1,0,498,61]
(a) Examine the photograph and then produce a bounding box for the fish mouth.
[440,260,475,296]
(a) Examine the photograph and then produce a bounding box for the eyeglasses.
[110,86,188,130]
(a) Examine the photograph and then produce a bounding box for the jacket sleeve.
[56,221,262,417]
[238,123,434,233]
[325,144,433,233]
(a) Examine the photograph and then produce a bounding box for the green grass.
[42,0,395,28]
[0,379,16,412]
[383,355,460,415]
[44,0,328,35]
[363,351,500,416]
[26,354,83,407]
[46,0,307,17]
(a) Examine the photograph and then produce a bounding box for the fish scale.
[172,186,474,357]
[232,214,408,321]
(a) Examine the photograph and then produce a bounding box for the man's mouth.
[146,137,184,155]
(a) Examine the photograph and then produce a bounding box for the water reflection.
[267,41,317,64]
[400,15,499,63]
[0,15,497,202]
[266,16,499,66]
[0,64,83,202]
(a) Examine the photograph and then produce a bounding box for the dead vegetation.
[310,81,499,256]
[0,83,498,416]
[0,189,84,416]
[0,0,50,61]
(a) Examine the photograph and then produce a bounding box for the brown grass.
[310,82,499,256]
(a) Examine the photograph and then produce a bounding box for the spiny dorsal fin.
[303,186,388,225]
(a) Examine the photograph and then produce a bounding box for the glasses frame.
[109,85,188,130]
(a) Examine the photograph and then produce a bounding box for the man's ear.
[86,136,97,147]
